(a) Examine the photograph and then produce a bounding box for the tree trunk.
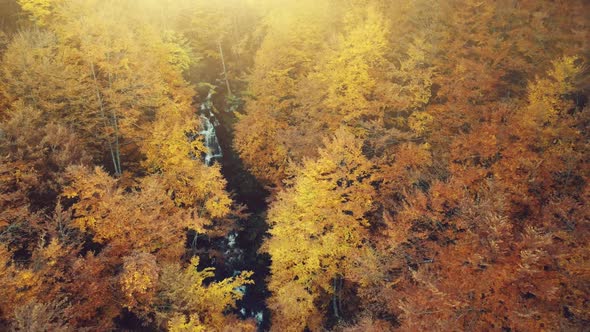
[218,39,232,96]
[90,62,121,176]
[333,275,342,319]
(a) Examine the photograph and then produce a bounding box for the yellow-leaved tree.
[265,129,376,331]
[62,166,194,260]
[234,0,333,187]
[141,101,232,222]
[157,256,255,331]
[311,3,389,124]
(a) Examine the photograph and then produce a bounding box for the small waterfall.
[197,88,267,329]
[224,231,265,329]
[199,90,223,166]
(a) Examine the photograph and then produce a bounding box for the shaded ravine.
[197,89,272,331]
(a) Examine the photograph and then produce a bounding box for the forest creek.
[193,88,271,330]
[0,1,589,331]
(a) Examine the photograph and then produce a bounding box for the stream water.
[197,89,271,331]
[198,90,223,166]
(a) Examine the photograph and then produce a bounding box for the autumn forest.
[0,0,589,331]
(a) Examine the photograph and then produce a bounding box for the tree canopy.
[0,0,588,330]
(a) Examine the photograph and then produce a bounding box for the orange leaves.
[54,161,247,328]
[378,142,432,196]
[492,56,586,215]
[62,162,231,259]
[64,252,120,330]
[1,0,589,330]
[0,3,242,325]
[450,122,499,164]
[62,166,191,258]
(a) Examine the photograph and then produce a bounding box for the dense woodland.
[0,0,589,331]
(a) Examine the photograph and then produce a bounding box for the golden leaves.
[156,257,254,330]
[17,0,61,26]
[408,111,433,135]
[266,129,376,328]
[120,252,159,311]
[526,56,583,125]
[315,5,389,121]
[62,166,190,258]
